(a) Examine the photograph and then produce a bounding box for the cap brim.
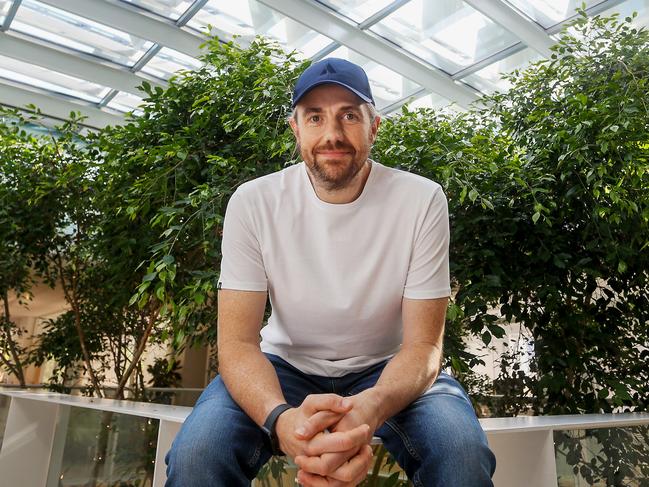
[292,80,374,107]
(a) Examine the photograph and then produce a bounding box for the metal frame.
[1,0,21,32]
[37,0,205,58]
[97,0,208,110]
[0,31,162,96]
[384,0,630,112]
[0,0,637,123]
[464,0,554,56]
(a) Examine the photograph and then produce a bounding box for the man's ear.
[289,116,299,139]
[369,115,381,143]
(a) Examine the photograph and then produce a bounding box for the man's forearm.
[219,342,288,426]
[368,342,442,426]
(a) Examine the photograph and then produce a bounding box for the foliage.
[1,8,648,485]
[95,36,305,350]
[484,9,649,416]
[0,108,66,386]
[555,425,649,486]
[377,10,649,417]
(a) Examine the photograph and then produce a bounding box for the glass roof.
[107,91,144,114]
[315,0,396,23]
[0,53,111,103]
[119,0,195,22]
[599,0,649,28]
[462,46,543,94]
[0,0,645,128]
[371,0,520,75]
[504,0,603,29]
[141,46,203,80]
[187,0,334,59]
[0,2,10,25]
[13,0,155,67]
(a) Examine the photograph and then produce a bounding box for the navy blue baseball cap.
[292,58,375,108]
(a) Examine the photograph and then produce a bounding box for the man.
[166,58,496,487]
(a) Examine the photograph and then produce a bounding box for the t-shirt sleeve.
[403,187,451,299]
[217,189,268,292]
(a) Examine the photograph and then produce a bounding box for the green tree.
[0,108,64,386]
[96,37,305,352]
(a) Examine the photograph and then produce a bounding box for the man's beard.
[300,143,368,191]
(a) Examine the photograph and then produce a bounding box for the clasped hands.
[275,391,380,487]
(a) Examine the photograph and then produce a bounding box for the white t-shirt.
[218,160,450,377]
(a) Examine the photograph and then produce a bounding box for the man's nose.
[322,118,345,143]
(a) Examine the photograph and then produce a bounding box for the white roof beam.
[463,0,554,57]
[1,0,22,31]
[38,0,204,58]
[0,32,162,96]
[258,0,480,108]
[0,81,123,129]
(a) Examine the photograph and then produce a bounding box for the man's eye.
[344,113,356,120]
[309,115,320,123]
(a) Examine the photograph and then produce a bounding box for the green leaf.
[143,272,157,282]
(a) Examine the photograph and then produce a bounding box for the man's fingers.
[294,449,355,476]
[296,470,330,487]
[301,394,352,416]
[327,444,374,483]
[295,410,345,440]
[304,424,371,456]
[296,470,347,487]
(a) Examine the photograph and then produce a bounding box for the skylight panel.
[0,53,111,103]
[597,0,649,29]
[107,91,144,113]
[118,0,194,21]
[0,1,11,25]
[405,92,455,111]
[505,0,602,29]
[12,0,155,67]
[315,0,395,23]
[141,46,203,80]
[460,47,542,94]
[188,0,334,59]
[370,0,519,75]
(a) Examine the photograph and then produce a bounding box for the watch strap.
[263,403,293,455]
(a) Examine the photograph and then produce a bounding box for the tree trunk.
[1,291,26,387]
[55,253,104,398]
[88,410,113,487]
[114,307,159,400]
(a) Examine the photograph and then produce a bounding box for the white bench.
[1,390,648,487]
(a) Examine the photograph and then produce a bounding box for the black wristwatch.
[262,403,293,455]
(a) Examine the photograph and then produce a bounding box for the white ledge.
[480,412,649,433]
[2,390,649,433]
[0,390,193,423]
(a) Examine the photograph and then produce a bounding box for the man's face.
[290,84,380,191]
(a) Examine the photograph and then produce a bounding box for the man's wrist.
[358,387,389,427]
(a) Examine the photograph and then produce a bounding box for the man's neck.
[306,160,372,205]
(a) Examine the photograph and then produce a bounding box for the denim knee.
[165,377,270,486]
[428,426,496,484]
[378,374,496,487]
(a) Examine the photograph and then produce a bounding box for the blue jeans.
[165,353,496,486]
